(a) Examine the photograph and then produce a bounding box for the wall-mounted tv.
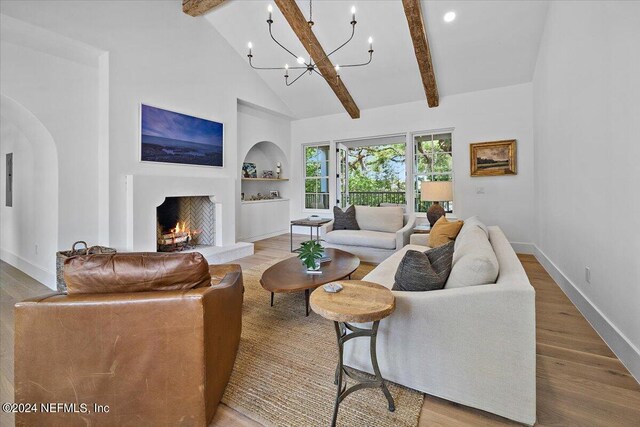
[140,104,223,167]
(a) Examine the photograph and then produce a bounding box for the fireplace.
[126,175,253,262]
[156,196,215,252]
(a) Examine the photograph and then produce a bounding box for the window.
[413,132,453,213]
[345,142,406,207]
[304,145,330,210]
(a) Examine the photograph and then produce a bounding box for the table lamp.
[421,181,453,227]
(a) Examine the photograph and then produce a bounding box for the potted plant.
[297,240,324,272]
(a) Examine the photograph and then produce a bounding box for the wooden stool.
[310,280,396,427]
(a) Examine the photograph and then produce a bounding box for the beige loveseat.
[320,206,416,263]
[343,218,537,425]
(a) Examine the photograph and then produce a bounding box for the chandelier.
[246,0,374,86]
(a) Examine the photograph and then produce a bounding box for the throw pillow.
[392,241,455,291]
[333,205,360,230]
[429,216,464,248]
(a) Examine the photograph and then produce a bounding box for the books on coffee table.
[318,255,332,264]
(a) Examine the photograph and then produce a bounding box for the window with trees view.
[414,133,453,213]
[304,145,330,210]
[344,143,406,207]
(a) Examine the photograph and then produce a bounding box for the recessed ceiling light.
[444,11,456,23]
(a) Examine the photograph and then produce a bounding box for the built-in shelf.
[241,198,290,205]
[242,178,289,182]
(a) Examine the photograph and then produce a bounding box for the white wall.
[0,110,57,287]
[533,1,640,379]
[0,39,101,248]
[237,101,292,241]
[291,83,535,245]
[0,1,292,253]
[1,15,101,289]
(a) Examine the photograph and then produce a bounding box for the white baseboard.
[533,245,640,383]
[510,242,536,254]
[239,229,289,243]
[0,248,56,290]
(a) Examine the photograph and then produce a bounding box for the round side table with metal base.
[310,280,396,427]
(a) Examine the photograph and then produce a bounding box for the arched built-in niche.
[238,140,291,242]
[0,94,59,289]
[241,140,290,199]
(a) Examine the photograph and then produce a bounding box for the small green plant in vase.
[297,240,324,272]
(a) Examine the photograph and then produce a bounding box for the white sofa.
[343,222,536,425]
[320,206,416,264]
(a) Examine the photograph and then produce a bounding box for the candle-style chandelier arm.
[312,68,343,86]
[285,69,308,86]
[248,1,374,87]
[248,55,306,70]
[312,23,356,68]
[268,21,306,63]
[335,50,374,68]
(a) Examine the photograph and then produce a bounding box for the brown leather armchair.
[14,253,243,426]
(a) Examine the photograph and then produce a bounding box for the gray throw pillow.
[333,205,360,230]
[392,241,454,291]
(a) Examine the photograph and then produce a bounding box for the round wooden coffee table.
[260,248,360,316]
[310,280,396,427]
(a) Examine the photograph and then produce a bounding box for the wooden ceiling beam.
[183,0,227,17]
[274,0,360,119]
[402,0,439,108]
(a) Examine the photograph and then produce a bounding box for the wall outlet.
[585,267,591,284]
[476,187,485,194]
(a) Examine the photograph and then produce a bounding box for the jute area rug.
[221,256,424,427]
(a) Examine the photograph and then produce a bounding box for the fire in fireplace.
[158,221,201,252]
[156,196,215,252]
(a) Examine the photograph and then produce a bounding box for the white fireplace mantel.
[126,174,238,252]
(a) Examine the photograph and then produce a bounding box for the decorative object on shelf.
[421,181,453,228]
[276,162,282,179]
[297,240,325,272]
[470,139,517,177]
[269,190,280,198]
[262,170,274,179]
[140,104,223,167]
[242,162,257,178]
[241,192,245,201]
[245,192,283,201]
[247,0,374,87]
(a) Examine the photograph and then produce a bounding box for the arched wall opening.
[0,94,59,289]
[238,140,291,242]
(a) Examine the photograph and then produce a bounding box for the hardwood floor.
[1,234,638,426]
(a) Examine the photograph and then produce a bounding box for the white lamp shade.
[420,181,453,202]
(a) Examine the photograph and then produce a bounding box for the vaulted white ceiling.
[206,0,549,119]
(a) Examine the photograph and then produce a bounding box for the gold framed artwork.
[470,140,517,176]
